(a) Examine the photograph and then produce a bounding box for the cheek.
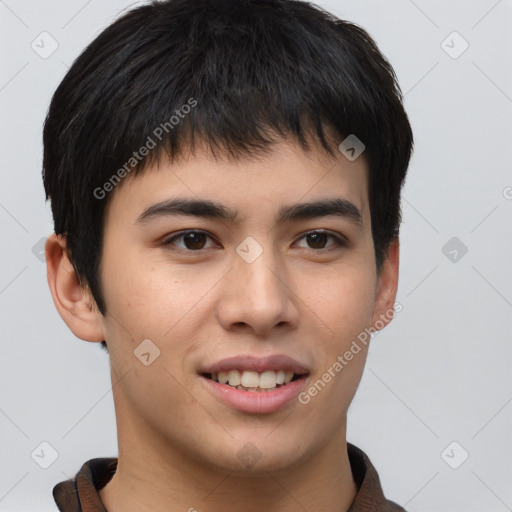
[299,263,375,402]
[298,273,373,425]
[100,258,210,431]
[100,252,227,391]
[101,247,210,334]
[305,263,376,338]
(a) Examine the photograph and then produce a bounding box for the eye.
[160,229,346,254]
[295,230,346,251]
[161,230,219,252]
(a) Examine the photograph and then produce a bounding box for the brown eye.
[181,232,207,250]
[296,230,346,251]
[306,232,329,249]
[162,230,217,252]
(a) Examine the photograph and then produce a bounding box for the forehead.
[103,137,370,226]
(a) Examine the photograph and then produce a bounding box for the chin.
[200,432,315,475]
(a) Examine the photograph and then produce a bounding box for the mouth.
[198,355,310,413]
[201,369,306,392]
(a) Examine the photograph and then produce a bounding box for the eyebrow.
[135,197,362,226]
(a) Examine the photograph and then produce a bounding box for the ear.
[371,236,400,331]
[45,233,105,343]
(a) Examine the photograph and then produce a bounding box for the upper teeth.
[212,370,294,389]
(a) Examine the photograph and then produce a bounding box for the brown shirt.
[53,443,406,511]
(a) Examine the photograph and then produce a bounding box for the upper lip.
[200,354,310,375]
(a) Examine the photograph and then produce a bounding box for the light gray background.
[1,0,511,510]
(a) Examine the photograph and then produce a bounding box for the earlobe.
[45,233,105,343]
[371,237,400,331]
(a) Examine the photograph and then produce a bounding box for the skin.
[45,136,399,512]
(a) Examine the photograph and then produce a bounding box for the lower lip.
[200,376,308,414]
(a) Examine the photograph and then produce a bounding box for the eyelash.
[161,229,347,255]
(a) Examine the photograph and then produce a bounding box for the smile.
[205,369,299,391]
[199,355,310,413]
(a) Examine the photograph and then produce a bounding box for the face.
[94,137,397,474]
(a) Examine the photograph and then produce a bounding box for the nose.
[216,242,300,337]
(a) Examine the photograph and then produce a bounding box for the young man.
[43,0,413,510]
